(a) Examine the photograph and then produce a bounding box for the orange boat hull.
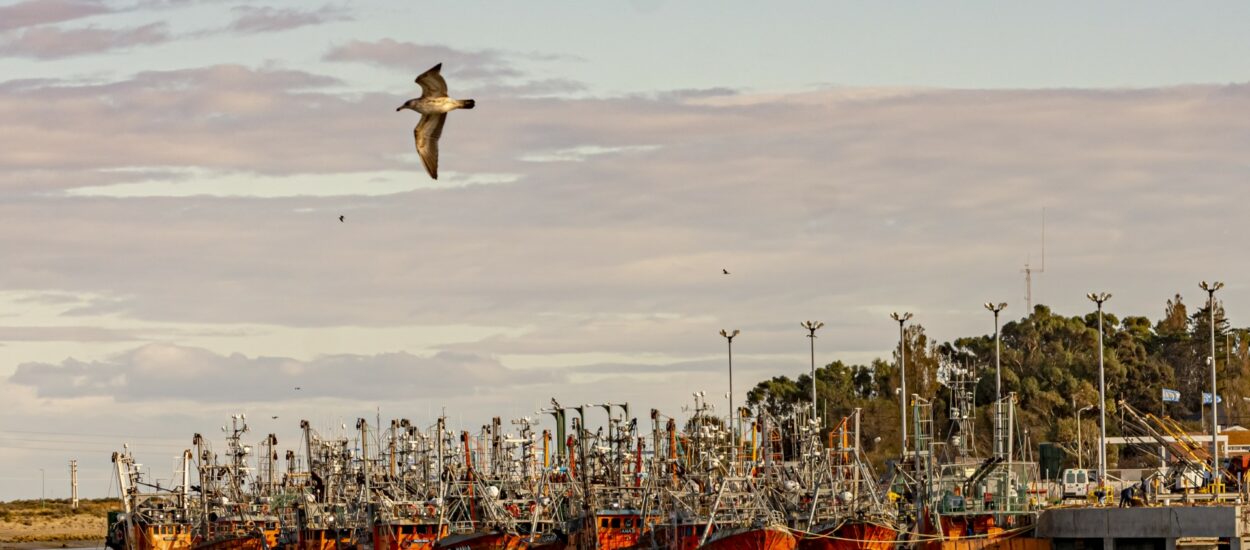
[296,528,355,550]
[193,536,269,550]
[799,522,897,550]
[111,524,193,550]
[702,526,797,550]
[374,524,447,550]
[917,514,1048,550]
[435,532,528,550]
[921,537,1051,550]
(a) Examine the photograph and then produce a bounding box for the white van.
[1061,468,1091,499]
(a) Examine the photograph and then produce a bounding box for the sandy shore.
[0,515,106,545]
[0,541,103,550]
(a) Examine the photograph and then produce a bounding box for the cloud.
[64,168,518,198]
[0,326,139,342]
[0,3,352,59]
[8,343,562,402]
[227,5,351,34]
[464,78,586,97]
[0,65,353,175]
[0,22,171,59]
[520,144,660,163]
[0,0,111,32]
[323,39,525,81]
[2,70,1250,376]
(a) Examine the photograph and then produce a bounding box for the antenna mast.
[1023,208,1046,311]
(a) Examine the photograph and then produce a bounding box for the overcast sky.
[3,0,1250,500]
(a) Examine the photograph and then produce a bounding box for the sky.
[2,0,1250,500]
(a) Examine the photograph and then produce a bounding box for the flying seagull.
[396,63,476,179]
[723,269,730,275]
[338,215,344,223]
[294,386,301,391]
[271,416,279,420]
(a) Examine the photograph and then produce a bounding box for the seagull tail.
[459,99,476,109]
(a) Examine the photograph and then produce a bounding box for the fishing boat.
[107,448,196,550]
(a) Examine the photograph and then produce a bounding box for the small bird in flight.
[294,386,301,390]
[271,416,279,420]
[397,63,476,179]
[722,269,730,275]
[339,215,344,223]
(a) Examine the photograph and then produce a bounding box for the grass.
[0,498,119,521]
[0,499,118,542]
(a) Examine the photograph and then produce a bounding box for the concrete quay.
[1038,506,1246,550]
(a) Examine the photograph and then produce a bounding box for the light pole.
[801,321,824,424]
[891,312,913,455]
[1086,292,1111,489]
[720,329,740,468]
[1075,404,1093,470]
[1201,280,1224,485]
[984,302,1007,458]
[39,468,45,508]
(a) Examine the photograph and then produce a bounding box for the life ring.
[425,505,437,517]
[507,504,521,518]
[528,502,537,513]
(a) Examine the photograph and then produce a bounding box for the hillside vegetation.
[748,295,1247,471]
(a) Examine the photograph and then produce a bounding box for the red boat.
[295,527,355,550]
[373,522,448,550]
[799,520,897,550]
[193,516,280,550]
[627,522,795,550]
[434,531,528,550]
[702,525,797,550]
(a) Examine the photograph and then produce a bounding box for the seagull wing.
[414,113,447,179]
[415,63,448,99]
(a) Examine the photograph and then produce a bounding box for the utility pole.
[891,312,913,455]
[70,460,79,510]
[801,321,824,424]
[1201,280,1224,486]
[984,302,1007,459]
[720,329,740,470]
[1087,292,1111,493]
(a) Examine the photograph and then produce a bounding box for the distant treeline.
[746,294,1244,469]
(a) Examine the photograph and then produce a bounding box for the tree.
[744,296,1250,470]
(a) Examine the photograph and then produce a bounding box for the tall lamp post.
[1086,292,1111,489]
[801,321,824,424]
[984,302,1007,458]
[720,329,740,468]
[891,312,913,455]
[1200,280,1224,484]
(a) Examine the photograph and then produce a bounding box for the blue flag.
[1203,392,1223,405]
[1162,389,1181,403]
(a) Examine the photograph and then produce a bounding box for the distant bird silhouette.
[339,215,344,222]
[722,269,730,275]
[294,386,301,390]
[271,416,279,420]
[396,63,476,179]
